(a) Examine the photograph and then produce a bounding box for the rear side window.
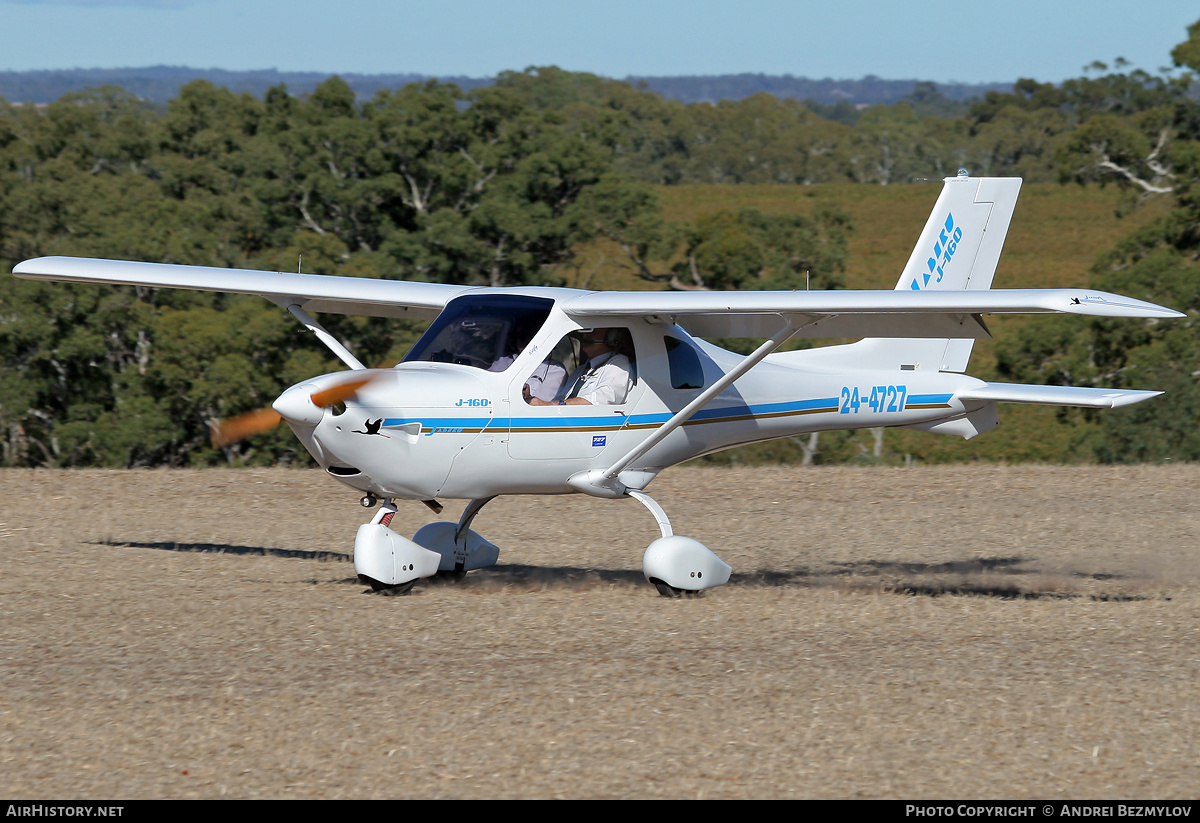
[664,336,704,390]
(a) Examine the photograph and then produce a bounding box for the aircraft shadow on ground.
[807,555,1139,601]
[90,539,351,563]
[91,541,1142,601]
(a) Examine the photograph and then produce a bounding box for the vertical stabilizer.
[897,175,1021,293]
[839,175,1022,373]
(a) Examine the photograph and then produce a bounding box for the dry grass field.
[1,464,1198,799]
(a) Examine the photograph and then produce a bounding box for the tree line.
[1,19,1197,468]
[0,74,849,467]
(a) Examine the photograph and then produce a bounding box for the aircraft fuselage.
[290,305,987,501]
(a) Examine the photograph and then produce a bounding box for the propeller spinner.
[210,372,383,448]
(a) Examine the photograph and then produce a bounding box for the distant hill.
[626,74,1013,105]
[0,66,490,105]
[0,65,1014,106]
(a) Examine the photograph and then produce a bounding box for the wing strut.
[598,318,802,489]
[282,302,366,371]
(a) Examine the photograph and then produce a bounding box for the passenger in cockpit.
[520,358,568,403]
[488,327,567,403]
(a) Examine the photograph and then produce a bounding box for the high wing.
[11,256,471,320]
[562,288,1183,338]
[12,256,1183,338]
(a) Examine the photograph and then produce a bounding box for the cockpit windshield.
[402,295,554,371]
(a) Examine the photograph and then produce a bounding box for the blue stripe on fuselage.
[626,397,840,427]
[380,397,844,433]
[904,393,953,407]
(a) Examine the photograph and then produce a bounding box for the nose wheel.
[354,500,443,592]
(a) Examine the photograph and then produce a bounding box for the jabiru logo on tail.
[910,213,964,290]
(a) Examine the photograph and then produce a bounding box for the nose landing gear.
[353,497,502,595]
[353,500,442,595]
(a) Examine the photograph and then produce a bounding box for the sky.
[0,0,1197,85]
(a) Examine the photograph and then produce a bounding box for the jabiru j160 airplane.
[12,173,1183,597]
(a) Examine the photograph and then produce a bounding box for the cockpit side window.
[402,295,554,371]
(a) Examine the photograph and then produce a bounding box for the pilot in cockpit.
[529,328,634,407]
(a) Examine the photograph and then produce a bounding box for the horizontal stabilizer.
[958,383,1163,409]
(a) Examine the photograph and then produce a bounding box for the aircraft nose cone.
[272,384,324,426]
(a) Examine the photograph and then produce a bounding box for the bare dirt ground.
[1,464,1197,799]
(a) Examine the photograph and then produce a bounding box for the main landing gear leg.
[627,490,732,598]
[412,496,500,579]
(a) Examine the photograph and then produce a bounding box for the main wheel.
[359,574,416,596]
[653,580,682,598]
[374,580,416,596]
[651,579,701,598]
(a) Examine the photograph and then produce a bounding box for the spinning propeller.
[210,371,384,447]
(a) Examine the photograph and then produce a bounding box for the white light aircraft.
[13,174,1184,596]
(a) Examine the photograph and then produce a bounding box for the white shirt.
[571,352,634,405]
[525,359,567,402]
[491,354,567,402]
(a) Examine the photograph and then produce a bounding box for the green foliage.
[671,206,850,291]
[490,63,1199,187]
[0,76,635,466]
[983,18,1200,464]
[1171,19,1200,73]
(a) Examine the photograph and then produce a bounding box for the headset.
[576,328,625,348]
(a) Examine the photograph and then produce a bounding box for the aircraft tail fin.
[896,174,1021,293]
[843,174,1022,373]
